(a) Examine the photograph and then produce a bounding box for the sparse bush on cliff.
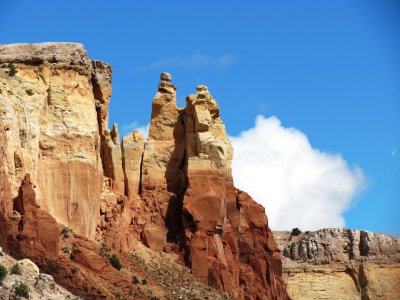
[291,228,302,236]
[60,227,71,238]
[132,275,140,284]
[71,266,79,275]
[10,263,21,275]
[6,63,18,76]
[109,254,122,270]
[131,252,145,265]
[13,282,29,298]
[0,264,7,283]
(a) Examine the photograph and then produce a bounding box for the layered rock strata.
[0,43,288,299]
[274,229,400,300]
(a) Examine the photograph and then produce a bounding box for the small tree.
[291,228,302,236]
[109,254,122,270]
[132,275,139,284]
[10,263,21,275]
[0,264,7,283]
[7,63,18,77]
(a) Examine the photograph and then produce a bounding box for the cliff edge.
[274,228,400,299]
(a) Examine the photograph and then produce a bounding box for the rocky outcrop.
[0,250,78,300]
[274,228,400,300]
[137,75,289,299]
[0,171,60,270]
[0,43,289,299]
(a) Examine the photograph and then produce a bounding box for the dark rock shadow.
[164,111,188,247]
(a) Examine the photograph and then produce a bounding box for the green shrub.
[71,267,79,275]
[0,264,7,283]
[62,247,68,254]
[7,63,18,77]
[109,254,122,271]
[142,278,147,285]
[291,228,302,236]
[61,227,71,238]
[14,282,29,298]
[131,253,145,265]
[132,275,139,284]
[11,263,21,275]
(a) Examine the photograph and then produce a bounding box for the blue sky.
[1,1,399,235]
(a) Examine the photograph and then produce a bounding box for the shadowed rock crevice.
[359,231,370,257]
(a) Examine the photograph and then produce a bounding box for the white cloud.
[120,122,149,139]
[138,53,236,71]
[231,115,364,231]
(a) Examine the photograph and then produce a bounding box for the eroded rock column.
[141,72,181,191]
[122,130,144,198]
[181,85,239,295]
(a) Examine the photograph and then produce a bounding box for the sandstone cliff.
[0,43,105,239]
[274,228,400,300]
[0,43,289,299]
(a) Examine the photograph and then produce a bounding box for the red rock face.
[234,190,287,299]
[2,174,59,260]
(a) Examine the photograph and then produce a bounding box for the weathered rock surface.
[0,250,78,300]
[274,228,400,300]
[122,130,144,198]
[0,42,103,239]
[8,174,60,260]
